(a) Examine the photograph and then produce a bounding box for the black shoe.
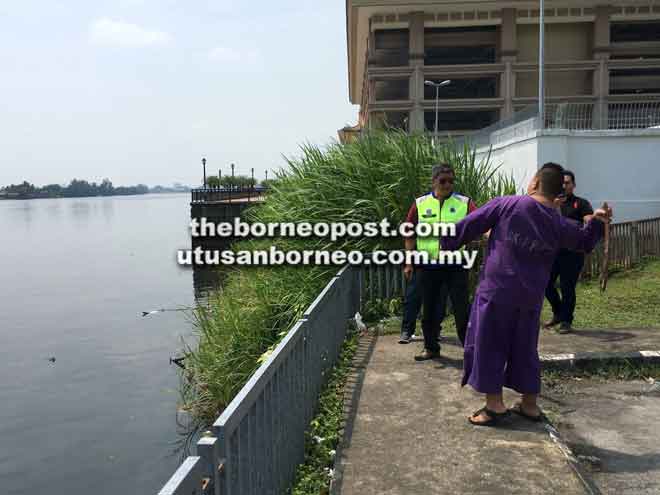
[543,315,561,328]
[414,349,440,361]
[398,333,412,344]
[557,322,573,334]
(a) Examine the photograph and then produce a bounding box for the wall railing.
[158,266,360,495]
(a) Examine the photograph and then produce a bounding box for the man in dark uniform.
[401,164,477,359]
[544,169,594,333]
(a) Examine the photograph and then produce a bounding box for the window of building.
[611,22,660,43]
[424,109,498,132]
[374,79,409,101]
[423,77,497,99]
[372,29,409,67]
[424,26,497,65]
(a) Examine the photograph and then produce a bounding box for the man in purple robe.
[440,163,612,426]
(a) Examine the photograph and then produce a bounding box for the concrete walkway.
[334,335,584,495]
[334,327,660,495]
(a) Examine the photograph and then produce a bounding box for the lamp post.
[424,79,451,146]
[539,0,545,127]
[250,168,254,201]
[202,157,207,188]
[218,169,221,190]
[230,163,235,203]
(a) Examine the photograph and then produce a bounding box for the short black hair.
[563,170,576,185]
[432,163,454,181]
[538,162,564,198]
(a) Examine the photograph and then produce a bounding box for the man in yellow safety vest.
[402,163,477,360]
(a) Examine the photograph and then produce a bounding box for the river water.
[0,194,213,495]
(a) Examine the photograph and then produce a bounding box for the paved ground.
[335,335,585,495]
[539,327,660,356]
[546,379,660,495]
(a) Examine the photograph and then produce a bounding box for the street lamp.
[424,79,451,146]
[202,157,207,188]
[230,163,235,203]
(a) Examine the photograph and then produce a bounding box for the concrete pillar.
[408,11,425,133]
[593,5,611,129]
[368,29,376,61]
[500,8,518,119]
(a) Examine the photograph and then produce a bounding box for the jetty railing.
[158,265,360,495]
[191,186,268,204]
[159,216,660,494]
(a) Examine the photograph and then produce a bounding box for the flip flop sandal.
[468,407,510,427]
[510,403,544,422]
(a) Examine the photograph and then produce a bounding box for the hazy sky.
[0,1,358,187]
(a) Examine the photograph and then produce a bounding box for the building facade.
[345,1,660,136]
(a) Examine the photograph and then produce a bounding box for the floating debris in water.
[142,307,192,317]
[170,356,186,369]
[47,357,56,363]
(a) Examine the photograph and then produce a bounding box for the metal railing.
[158,265,360,495]
[583,216,660,278]
[608,100,660,129]
[447,98,660,149]
[545,100,660,130]
[191,186,268,204]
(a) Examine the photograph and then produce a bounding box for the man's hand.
[584,205,612,223]
[554,194,567,208]
[403,264,413,281]
[591,203,613,223]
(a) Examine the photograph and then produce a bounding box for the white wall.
[538,130,660,222]
[476,135,538,194]
[476,128,660,222]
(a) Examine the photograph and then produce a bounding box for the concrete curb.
[541,349,660,370]
[542,420,603,495]
[329,329,379,495]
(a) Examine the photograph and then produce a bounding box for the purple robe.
[441,195,603,394]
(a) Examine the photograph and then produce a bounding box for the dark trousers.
[401,269,423,337]
[545,251,585,324]
[419,267,470,351]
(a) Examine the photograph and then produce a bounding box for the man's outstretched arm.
[559,207,612,253]
[440,197,502,251]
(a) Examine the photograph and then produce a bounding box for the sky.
[0,1,358,187]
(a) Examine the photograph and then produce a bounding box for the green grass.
[290,330,359,495]
[540,257,660,329]
[377,258,660,338]
[543,360,660,386]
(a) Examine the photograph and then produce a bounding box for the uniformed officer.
[544,169,594,333]
[402,163,477,359]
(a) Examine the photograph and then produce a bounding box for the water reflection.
[102,199,114,224]
[69,200,92,227]
[19,200,34,228]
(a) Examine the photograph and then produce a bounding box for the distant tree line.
[0,179,150,199]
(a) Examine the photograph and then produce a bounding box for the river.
[0,194,213,494]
